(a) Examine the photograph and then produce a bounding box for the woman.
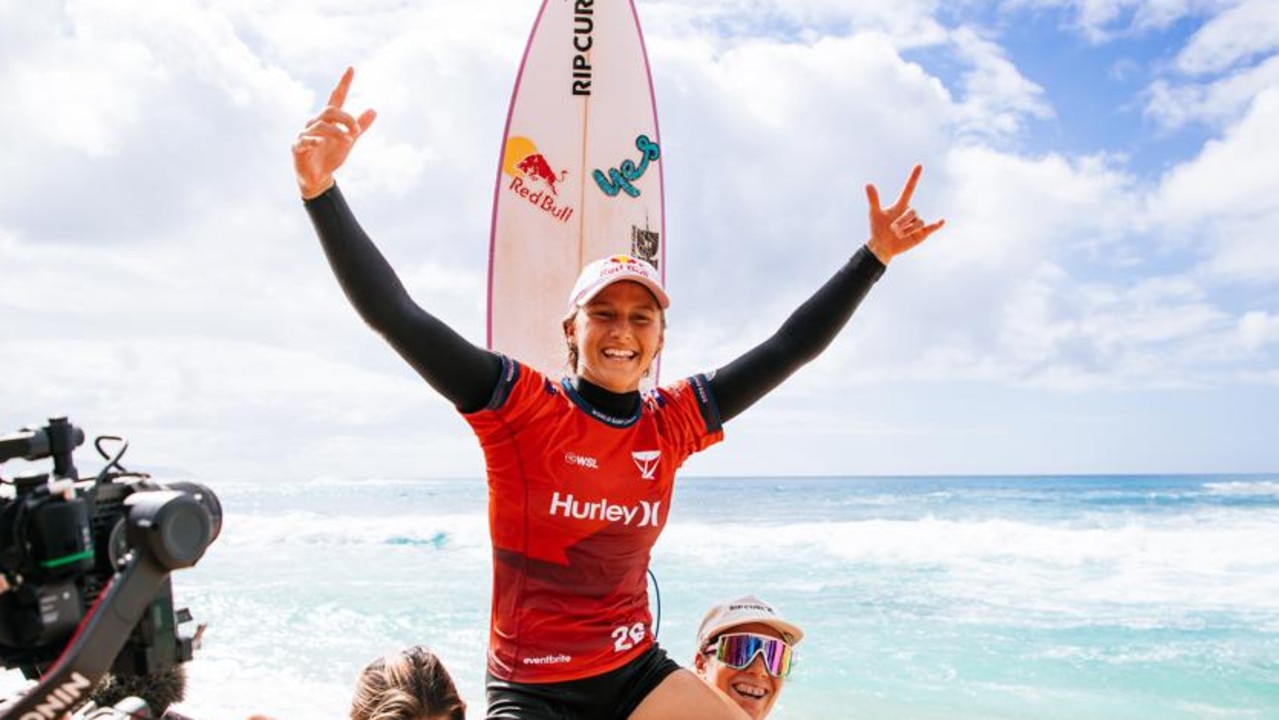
[693,596,803,720]
[292,68,943,720]
[247,645,466,720]
[351,645,467,720]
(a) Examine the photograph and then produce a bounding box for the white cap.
[696,595,804,648]
[565,255,669,315]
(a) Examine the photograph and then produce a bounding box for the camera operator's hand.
[292,67,377,200]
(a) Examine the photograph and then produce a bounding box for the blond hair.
[350,645,465,720]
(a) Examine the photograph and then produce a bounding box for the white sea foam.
[1168,701,1269,719]
[658,511,1279,623]
[1203,479,1279,497]
[221,511,491,551]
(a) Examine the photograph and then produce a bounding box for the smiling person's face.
[564,280,664,392]
[694,622,789,720]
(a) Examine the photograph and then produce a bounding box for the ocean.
[6,474,1279,719]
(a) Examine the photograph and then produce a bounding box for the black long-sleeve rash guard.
[304,184,885,421]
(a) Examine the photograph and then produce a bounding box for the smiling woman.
[693,597,804,720]
[292,64,941,720]
[562,256,669,393]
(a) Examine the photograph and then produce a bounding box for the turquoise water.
[8,474,1275,718]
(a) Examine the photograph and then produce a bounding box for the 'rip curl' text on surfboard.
[572,0,595,96]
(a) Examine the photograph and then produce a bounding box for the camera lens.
[161,482,223,544]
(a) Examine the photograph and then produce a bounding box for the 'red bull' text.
[509,176,574,223]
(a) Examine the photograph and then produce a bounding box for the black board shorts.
[485,644,681,720]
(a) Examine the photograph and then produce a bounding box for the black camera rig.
[0,417,221,720]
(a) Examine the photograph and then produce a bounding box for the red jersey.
[463,357,723,683]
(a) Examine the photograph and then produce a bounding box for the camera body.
[0,417,221,682]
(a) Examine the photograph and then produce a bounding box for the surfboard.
[488,0,665,385]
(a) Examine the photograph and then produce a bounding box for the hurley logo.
[632,450,660,480]
[549,492,661,528]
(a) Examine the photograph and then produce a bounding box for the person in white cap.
[293,68,942,720]
[694,596,804,719]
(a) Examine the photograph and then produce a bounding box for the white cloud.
[1238,311,1279,351]
[997,270,1235,390]
[1001,0,1137,41]
[1003,0,1231,41]
[1127,0,1279,131]
[933,145,1137,269]
[0,334,479,476]
[6,39,155,158]
[1175,0,1279,74]
[1065,0,1139,40]
[1146,53,1279,129]
[1153,86,1279,220]
[1149,86,1279,283]
[650,27,953,328]
[950,26,1055,142]
[643,0,949,44]
[993,2,1279,134]
[785,123,1279,395]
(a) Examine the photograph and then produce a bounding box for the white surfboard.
[488,0,665,384]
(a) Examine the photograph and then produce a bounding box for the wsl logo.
[502,136,574,223]
[565,451,599,470]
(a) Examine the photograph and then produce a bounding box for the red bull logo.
[597,255,659,283]
[503,136,574,224]
[516,153,567,196]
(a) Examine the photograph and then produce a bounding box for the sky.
[2,0,1278,480]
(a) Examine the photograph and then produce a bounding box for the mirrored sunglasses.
[706,632,794,678]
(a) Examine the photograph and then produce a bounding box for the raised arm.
[293,69,501,412]
[709,165,945,423]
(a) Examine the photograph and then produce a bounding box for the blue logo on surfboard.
[593,135,660,199]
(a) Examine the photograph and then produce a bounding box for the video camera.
[0,417,221,719]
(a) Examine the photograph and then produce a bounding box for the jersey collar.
[561,377,642,428]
